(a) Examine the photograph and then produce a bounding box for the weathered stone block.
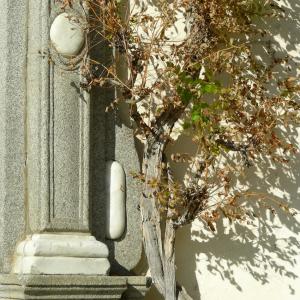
[0,275,150,300]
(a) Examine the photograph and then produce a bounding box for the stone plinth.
[12,234,110,275]
[0,275,150,300]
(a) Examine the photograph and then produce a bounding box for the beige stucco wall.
[146,135,300,300]
[143,0,300,299]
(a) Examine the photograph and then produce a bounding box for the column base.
[13,234,110,275]
[0,274,151,300]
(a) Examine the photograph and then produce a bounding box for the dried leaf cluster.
[82,0,299,228]
[56,0,300,298]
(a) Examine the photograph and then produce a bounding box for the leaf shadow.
[141,0,300,299]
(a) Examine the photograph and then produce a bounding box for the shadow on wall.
[171,126,300,300]
[144,0,300,299]
[148,133,300,299]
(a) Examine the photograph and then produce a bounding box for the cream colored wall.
[146,134,300,300]
[137,1,300,299]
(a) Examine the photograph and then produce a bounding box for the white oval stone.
[50,13,85,57]
[106,161,126,240]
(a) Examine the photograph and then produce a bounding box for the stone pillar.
[11,0,110,275]
[0,0,149,298]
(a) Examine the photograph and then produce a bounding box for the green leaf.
[201,83,219,94]
[191,113,201,122]
[177,86,194,105]
[191,103,210,124]
[194,103,209,110]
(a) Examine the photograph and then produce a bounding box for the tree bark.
[140,136,193,300]
[140,138,166,295]
[164,219,176,300]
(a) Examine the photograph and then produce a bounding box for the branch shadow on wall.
[169,2,300,299]
[175,152,300,299]
[148,125,300,300]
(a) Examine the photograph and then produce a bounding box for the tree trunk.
[140,138,166,296]
[140,138,193,300]
[164,218,176,300]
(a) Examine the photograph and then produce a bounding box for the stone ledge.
[0,275,151,300]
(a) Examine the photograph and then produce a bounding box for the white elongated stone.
[13,234,110,275]
[106,161,126,240]
[50,13,85,56]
